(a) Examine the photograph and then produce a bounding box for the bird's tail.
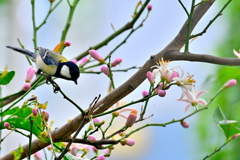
[6,46,37,60]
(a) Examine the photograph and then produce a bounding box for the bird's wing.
[37,47,59,66]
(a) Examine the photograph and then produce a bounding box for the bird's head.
[56,61,80,84]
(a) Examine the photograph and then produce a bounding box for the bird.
[6,46,80,85]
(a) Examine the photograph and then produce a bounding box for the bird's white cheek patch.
[60,65,71,78]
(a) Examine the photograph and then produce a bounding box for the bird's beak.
[74,80,78,85]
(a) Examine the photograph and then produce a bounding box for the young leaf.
[214,106,240,139]
[0,70,15,85]
[10,145,23,160]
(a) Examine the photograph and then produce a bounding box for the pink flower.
[147,4,152,11]
[88,135,96,143]
[80,57,88,65]
[146,71,155,84]
[225,79,237,88]
[125,139,135,146]
[96,155,106,160]
[71,59,78,64]
[181,121,189,128]
[142,90,148,97]
[32,108,38,116]
[23,83,31,91]
[64,41,71,46]
[126,109,137,127]
[4,122,10,129]
[111,58,122,67]
[25,66,35,82]
[101,66,111,77]
[158,90,166,97]
[178,89,207,113]
[33,152,42,160]
[89,50,104,63]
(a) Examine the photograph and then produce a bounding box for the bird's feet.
[46,75,60,93]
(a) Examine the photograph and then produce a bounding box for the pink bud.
[118,131,126,137]
[111,58,122,67]
[64,41,71,47]
[181,121,189,128]
[147,4,152,11]
[42,111,49,122]
[33,152,42,160]
[126,110,137,127]
[101,66,111,77]
[104,148,110,154]
[84,145,90,152]
[80,57,88,65]
[232,134,238,139]
[71,59,78,64]
[142,90,148,97]
[88,135,96,143]
[167,71,179,82]
[154,83,163,93]
[89,50,104,63]
[96,155,106,160]
[158,90,166,97]
[23,83,31,91]
[125,139,135,146]
[71,147,78,156]
[47,145,53,150]
[120,141,125,146]
[92,146,98,153]
[146,71,154,84]
[93,118,101,126]
[32,108,38,116]
[225,79,237,88]
[4,122,10,129]
[25,66,35,82]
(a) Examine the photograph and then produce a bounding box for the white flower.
[151,58,173,81]
[233,49,240,58]
[177,89,207,113]
[172,66,196,100]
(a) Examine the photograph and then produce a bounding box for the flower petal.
[196,90,207,99]
[197,99,207,106]
[184,104,191,113]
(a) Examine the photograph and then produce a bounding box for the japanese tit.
[6,46,80,84]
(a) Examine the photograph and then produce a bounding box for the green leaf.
[214,106,240,139]
[10,145,23,160]
[64,152,86,160]
[0,106,46,142]
[0,71,15,85]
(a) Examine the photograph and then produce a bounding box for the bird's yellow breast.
[35,56,57,75]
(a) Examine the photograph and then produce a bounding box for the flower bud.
[33,152,42,160]
[118,131,126,137]
[92,146,98,153]
[158,90,166,97]
[112,111,119,117]
[225,79,237,88]
[71,59,78,64]
[71,147,78,156]
[232,134,239,139]
[111,58,122,67]
[42,111,49,122]
[64,41,71,47]
[181,121,189,128]
[166,71,179,82]
[4,122,10,129]
[104,148,110,155]
[126,109,137,127]
[47,145,53,150]
[96,155,106,160]
[26,66,35,82]
[146,71,154,84]
[89,50,104,63]
[88,135,96,143]
[142,90,148,97]
[101,66,111,77]
[147,4,152,11]
[40,131,48,139]
[23,83,31,91]
[125,139,135,146]
[93,118,101,126]
[80,57,88,65]
[32,108,38,116]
